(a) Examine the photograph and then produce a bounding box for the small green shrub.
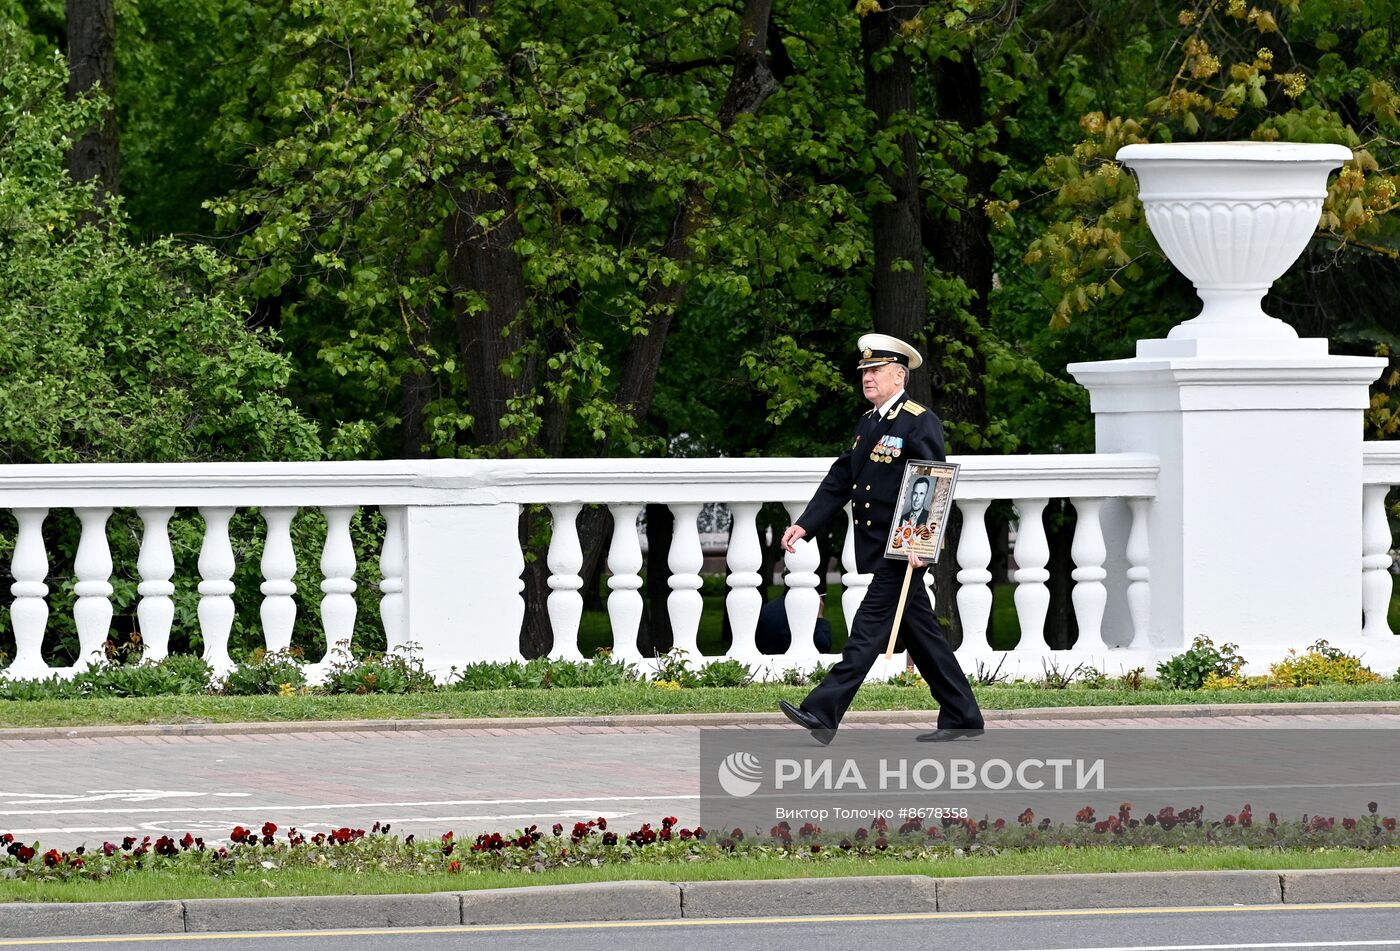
[1270,640,1383,687]
[694,659,753,687]
[651,650,698,687]
[220,650,308,696]
[71,655,212,698]
[449,654,638,691]
[1157,637,1245,689]
[324,652,436,695]
[0,675,78,701]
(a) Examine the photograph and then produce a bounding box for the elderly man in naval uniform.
[777,333,984,745]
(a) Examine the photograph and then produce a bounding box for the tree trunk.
[448,171,531,450]
[859,0,931,407]
[923,50,994,430]
[613,0,783,426]
[66,0,119,202]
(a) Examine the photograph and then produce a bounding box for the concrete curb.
[5,700,1399,741]
[3,868,1399,936]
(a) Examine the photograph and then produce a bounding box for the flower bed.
[5,803,1398,884]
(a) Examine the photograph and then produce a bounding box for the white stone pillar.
[402,504,524,679]
[1070,142,1385,671]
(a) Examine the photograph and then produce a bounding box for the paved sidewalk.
[4,703,1399,851]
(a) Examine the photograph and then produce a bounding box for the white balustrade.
[73,507,114,669]
[8,508,51,679]
[0,455,1172,682]
[725,502,763,664]
[781,500,822,665]
[136,507,175,662]
[667,503,704,657]
[379,506,407,653]
[1011,498,1050,650]
[197,507,237,676]
[954,499,993,648]
[606,504,644,662]
[318,506,358,666]
[1361,483,1394,638]
[259,507,298,654]
[1126,498,1152,648]
[840,506,871,633]
[547,502,585,661]
[1069,498,1107,650]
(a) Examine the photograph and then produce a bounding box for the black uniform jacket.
[795,393,946,574]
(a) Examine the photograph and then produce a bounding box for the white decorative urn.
[1116,141,1351,353]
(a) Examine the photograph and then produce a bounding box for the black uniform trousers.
[800,560,983,731]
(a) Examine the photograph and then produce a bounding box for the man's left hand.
[908,552,926,569]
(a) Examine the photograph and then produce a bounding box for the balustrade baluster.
[73,507,114,669]
[955,499,993,648]
[136,507,175,663]
[606,504,644,662]
[1362,485,1393,637]
[1012,498,1050,649]
[379,506,407,654]
[319,506,358,665]
[197,507,237,676]
[1126,498,1152,647]
[259,507,298,654]
[667,503,704,657]
[1069,498,1108,650]
[781,501,821,664]
[547,502,585,661]
[7,509,50,679]
[724,502,763,663]
[840,507,871,649]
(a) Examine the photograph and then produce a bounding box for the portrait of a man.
[899,475,931,528]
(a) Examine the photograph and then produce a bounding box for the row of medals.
[870,435,903,463]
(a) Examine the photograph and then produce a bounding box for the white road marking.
[0,793,698,817]
[1,790,246,806]
[0,810,642,838]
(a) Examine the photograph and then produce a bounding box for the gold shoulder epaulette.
[903,400,926,416]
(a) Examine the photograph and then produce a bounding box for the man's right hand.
[780,524,808,553]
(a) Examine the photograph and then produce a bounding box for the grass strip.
[4,683,1400,729]
[3,847,1396,904]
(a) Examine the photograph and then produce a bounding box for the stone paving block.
[182,893,460,932]
[1281,867,1400,903]
[936,870,1282,912]
[680,875,937,919]
[459,881,681,924]
[0,901,185,937]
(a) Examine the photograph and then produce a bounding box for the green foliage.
[218,650,309,697]
[0,25,320,464]
[1269,639,1384,687]
[324,651,437,695]
[451,655,640,691]
[0,655,212,700]
[1157,636,1247,690]
[693,658,754,688]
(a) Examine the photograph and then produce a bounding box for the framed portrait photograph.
[883,460,960,563]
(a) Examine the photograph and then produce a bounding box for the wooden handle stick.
[883,559,915,659]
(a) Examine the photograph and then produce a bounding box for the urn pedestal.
[1069,142,1385,668]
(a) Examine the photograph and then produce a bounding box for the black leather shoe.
[778,700,835,746]
[915,728,985,743]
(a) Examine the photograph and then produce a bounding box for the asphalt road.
[2,904,1399,951]
[5,712,1400,851]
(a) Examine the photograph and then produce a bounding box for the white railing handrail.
[0,453,1161,508]
[1362,442,1400,484]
